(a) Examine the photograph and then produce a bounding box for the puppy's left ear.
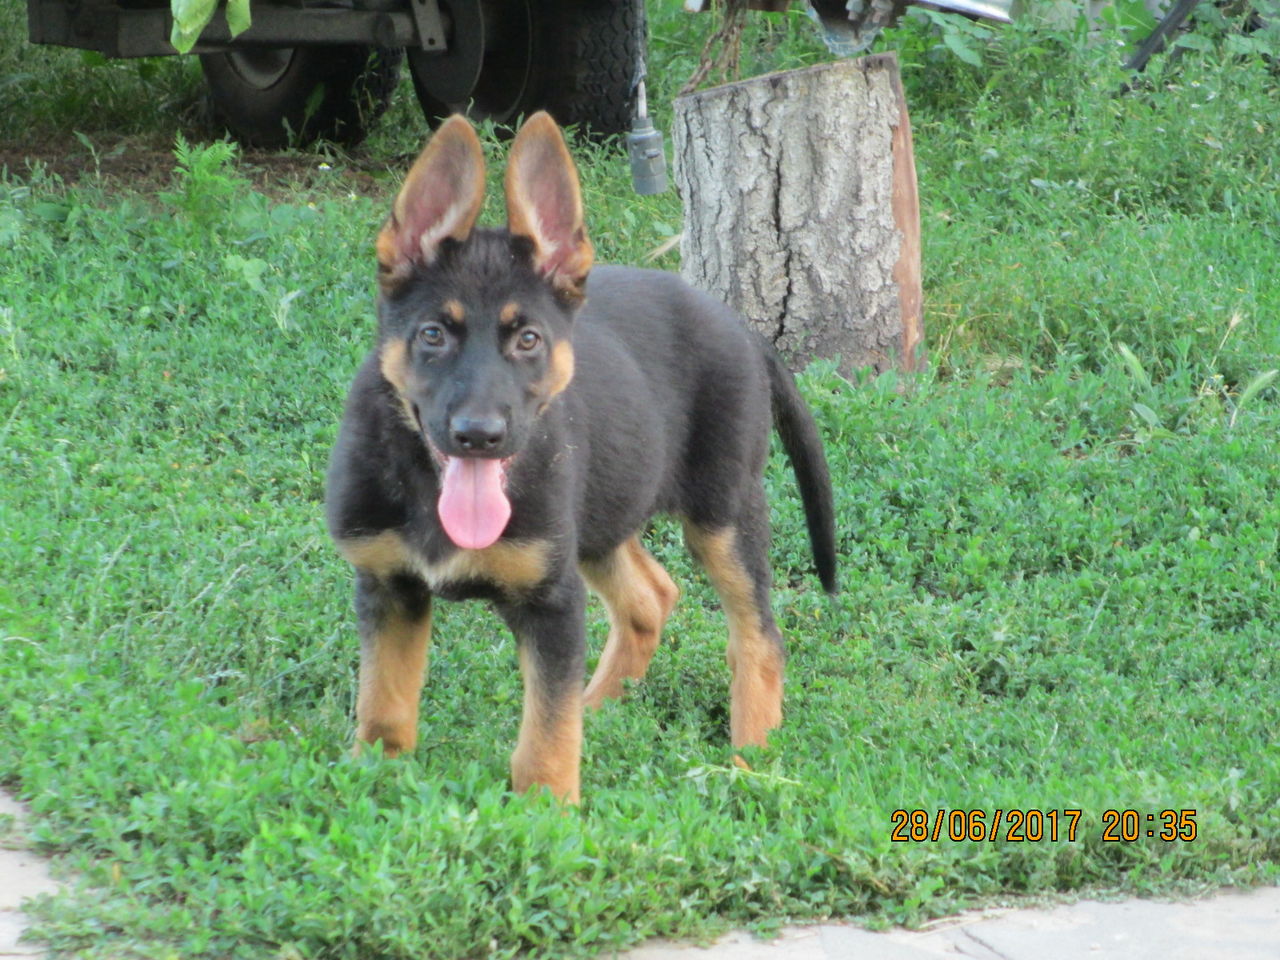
[505,112,594,298]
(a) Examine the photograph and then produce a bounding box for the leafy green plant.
[1100,0,1161,52]
[1178,0,1280,59]
[171,0,252,53]
[159,134,248,227]
[909,7,999,66]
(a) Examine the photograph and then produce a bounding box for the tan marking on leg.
[684,525,783,750]
[355,599,431,757]
[581,537,680,708]
[511,645,582,804]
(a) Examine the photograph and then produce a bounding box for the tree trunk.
[673,52,924,376]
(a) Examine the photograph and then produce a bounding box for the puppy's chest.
[337,529,554,599]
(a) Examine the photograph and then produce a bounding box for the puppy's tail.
[762,341,838,594]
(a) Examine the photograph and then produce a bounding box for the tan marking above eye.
[499,302,523,326]
[442,299,465,322]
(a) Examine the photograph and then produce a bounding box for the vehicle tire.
[545,0,641,136]
[200,45,404,148]
[407,0,639,137]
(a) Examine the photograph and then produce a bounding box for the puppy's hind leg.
[581,536,680,708]
[684,492,785,751]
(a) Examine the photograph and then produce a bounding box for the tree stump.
[673,53,923,376]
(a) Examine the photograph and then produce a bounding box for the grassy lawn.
[2,3,1278,958]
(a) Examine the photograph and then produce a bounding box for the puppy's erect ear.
[377,115,486,285]
[504,111,594,298]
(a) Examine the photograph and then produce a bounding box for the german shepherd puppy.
[326,113,836,803]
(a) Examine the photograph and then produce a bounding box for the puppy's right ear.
[376,115,486,287]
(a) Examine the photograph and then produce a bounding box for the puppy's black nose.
[451,415,507,452]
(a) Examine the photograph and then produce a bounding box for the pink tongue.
[437,457,511,550]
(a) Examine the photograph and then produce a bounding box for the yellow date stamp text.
[889,808,1198,843]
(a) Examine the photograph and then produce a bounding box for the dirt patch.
[0,131,406,200]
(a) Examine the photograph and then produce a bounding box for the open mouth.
[414,406,515,551]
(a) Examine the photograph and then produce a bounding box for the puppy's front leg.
[496,578,586,804]
[353,570,432,757]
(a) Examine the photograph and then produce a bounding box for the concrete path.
[0,792,60,958]
[616,886,1280,959]
[2,788,1276,959]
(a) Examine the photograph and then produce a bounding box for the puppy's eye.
[418,324,446,348]
[516,329,541,351]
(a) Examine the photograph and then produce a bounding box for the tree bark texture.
[673,53,924,376]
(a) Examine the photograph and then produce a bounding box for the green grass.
[0,5,203,144]
[2,3,1279,958]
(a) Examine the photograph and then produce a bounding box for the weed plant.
[1,3,1278,957]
